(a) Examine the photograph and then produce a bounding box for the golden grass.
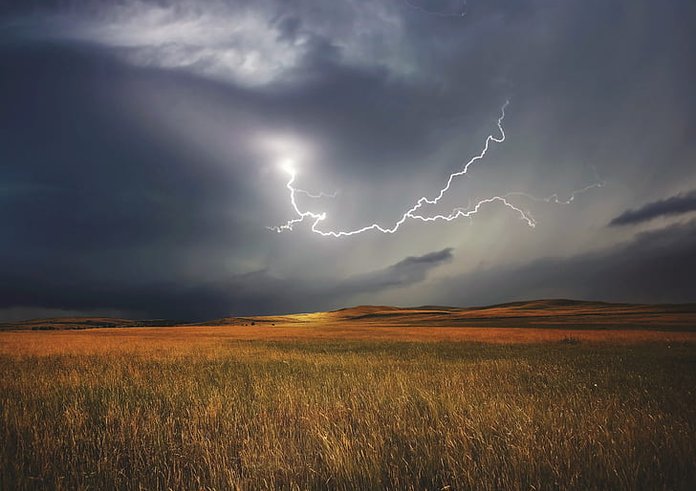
[1,326,694,489]
[1,323,694,358]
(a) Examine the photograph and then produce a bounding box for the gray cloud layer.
[0,247,452,320]
[432,219,696,306]
[1,0,695,320]
[339,248,453,295]
[610,190,696,226]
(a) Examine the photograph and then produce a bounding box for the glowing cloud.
[269,101,603,238]
[269,101,533,237]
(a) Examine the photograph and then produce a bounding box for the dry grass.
[1,327,695,490]
[1,323,695,358]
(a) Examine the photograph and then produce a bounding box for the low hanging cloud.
[609,190,696,226]
[0,248,454,321]
[337,248,453,295]
[432,219,696,306]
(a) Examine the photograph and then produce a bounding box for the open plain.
[1,300,695,490]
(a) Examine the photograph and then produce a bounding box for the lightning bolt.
[504,169,606,205]
[269,101,531,236]
[294,189,339,200]
[268,101,603,238]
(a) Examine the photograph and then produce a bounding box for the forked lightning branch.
[268,102,603,238]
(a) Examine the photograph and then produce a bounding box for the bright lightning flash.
[268,101,600,238]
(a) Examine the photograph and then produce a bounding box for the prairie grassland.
[2,322,695,357]
[1,329,695,490]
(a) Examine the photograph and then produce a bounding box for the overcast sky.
[1,0,695,321]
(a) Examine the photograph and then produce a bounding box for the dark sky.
[1,0,695,321]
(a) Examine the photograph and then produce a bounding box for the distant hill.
[2,299,695,331]
[204,299,696,331]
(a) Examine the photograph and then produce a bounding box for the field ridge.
[3,298,696,331]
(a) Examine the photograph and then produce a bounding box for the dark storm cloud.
[0,42,279,305]
[0,45,254,249]
[337,248,453,295]
[0,248,453,320]
[1,0,695,321]
[0,268,281,321]
[433,220,696,306]
[609,190,696,227]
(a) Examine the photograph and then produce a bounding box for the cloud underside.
[437,219,696,306]
[3,219,696,321]
[0,248,453,320]
[610,190,696,226]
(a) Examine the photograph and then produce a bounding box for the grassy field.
[1,323,695,490]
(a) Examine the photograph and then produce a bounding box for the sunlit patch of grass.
[0,336,694,489]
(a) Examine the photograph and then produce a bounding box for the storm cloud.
[337,248,454,295]
[0,248,454,320]
[430,219,696,306]
[609,190,696,226]
[1,0,695,320]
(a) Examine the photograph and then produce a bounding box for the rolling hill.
[5,299,692,331]
[204,299,696,331]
